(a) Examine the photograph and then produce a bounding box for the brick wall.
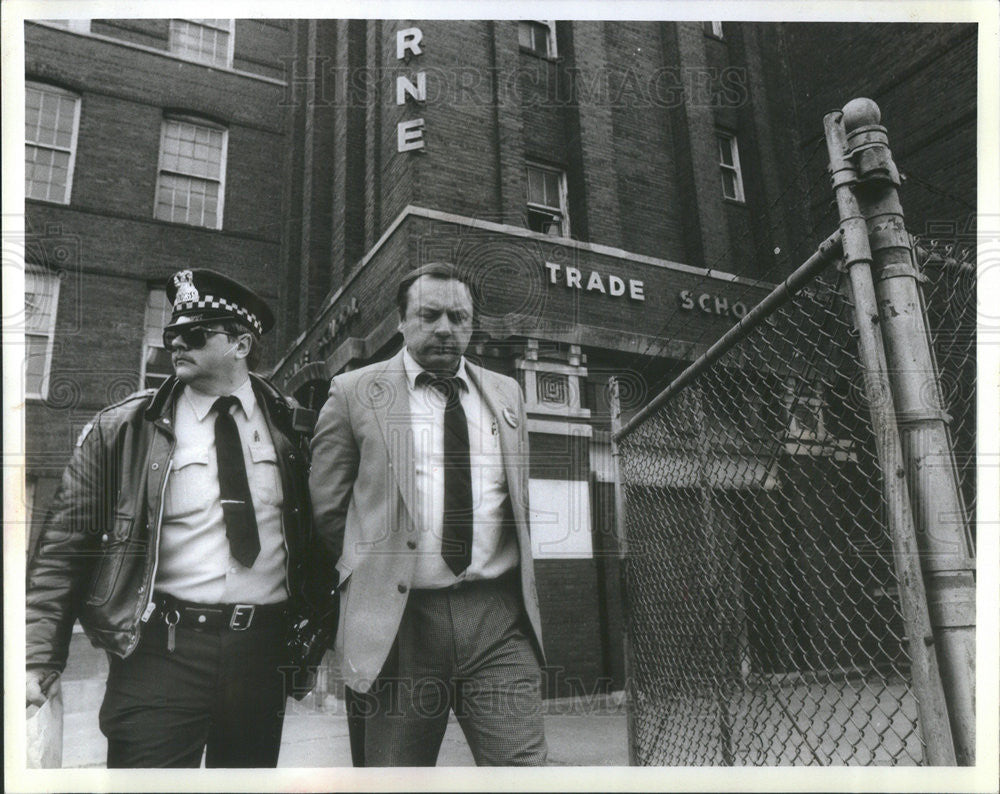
[413,21,507,221]
[90,18,167,49]
[24,22,294,509]
[234,19,292,80]
[84,18,291,81]
[604,22,685,261]
[274,18,827,347]
[535,559,608,697]
[781,22,976,237]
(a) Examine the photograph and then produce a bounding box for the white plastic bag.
[26,677,63,768]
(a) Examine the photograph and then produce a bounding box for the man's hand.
[26,669,59,709]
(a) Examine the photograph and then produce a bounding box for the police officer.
[26,269,326,767]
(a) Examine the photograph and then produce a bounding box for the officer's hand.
[26,669,58,709]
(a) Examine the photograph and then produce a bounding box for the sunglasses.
[162,325,233,350]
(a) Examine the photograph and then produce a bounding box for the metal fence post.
[824,107,957,764]
[608,377,638,765]
[840,98,976,765]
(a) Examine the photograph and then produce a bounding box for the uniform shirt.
[403,349,520,588]
[155,378,288,604]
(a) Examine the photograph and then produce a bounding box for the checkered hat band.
[174,294,262,335]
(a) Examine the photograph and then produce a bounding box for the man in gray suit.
[309,262,547,766]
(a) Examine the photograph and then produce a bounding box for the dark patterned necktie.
[417,372,473,575]
[213,395,260,567]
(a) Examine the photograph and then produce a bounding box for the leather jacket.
[26,374,327,672]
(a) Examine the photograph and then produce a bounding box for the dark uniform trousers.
[348,569,547,766]
[99,616,287,767]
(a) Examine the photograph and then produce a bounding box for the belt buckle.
[230,604,255,631]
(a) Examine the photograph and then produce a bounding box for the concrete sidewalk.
[57,632,628,768]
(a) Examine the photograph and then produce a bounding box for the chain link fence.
[613,234,976,764]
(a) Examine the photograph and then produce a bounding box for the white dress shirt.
[155,378,288,604]
[402,349,520,588]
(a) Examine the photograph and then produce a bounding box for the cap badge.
[173,270,199,306]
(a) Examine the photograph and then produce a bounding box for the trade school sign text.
[544,262,645,301]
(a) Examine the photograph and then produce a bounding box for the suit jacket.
[309,349,544,692]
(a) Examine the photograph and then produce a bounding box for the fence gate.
[610,101,975,766]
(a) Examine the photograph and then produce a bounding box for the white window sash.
[526,162,569,236]
[169,19,235,68]
[526,164,564,212]
[718,133,745,203]
[541,21,557,58]
[140,345,173,390]
[24,269,61,400]
[25,83,81,205]
[155,119,228,229]
[140,288,173,389]
[520,20,557,58]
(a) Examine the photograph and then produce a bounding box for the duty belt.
[150,594,289,631]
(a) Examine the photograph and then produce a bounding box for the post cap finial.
[842,98,881,131]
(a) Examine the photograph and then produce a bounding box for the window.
[525,163,569,236]
[154,117,227,229]
[25,82,81,204]
[45,19,91,33]
[24,267,60,399]
[717,132,745,203]
[782,377,827,442]
[168,19,234,68]
[142,288,173,389]
[704,21,724,39]
[519,21,557,58]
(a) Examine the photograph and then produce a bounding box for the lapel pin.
[491,419,498,436]
[502,407,518,428]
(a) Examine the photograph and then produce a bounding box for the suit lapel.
[465,361,528,530]
[369,350,419,526]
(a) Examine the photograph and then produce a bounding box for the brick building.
[272,20,827,695]
[22,18,975,699]
[23,19,295,530]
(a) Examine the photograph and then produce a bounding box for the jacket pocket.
[85,514,134,607]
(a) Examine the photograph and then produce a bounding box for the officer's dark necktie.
[212,395,260,567]
[417,372,473,575]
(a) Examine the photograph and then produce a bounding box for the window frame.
[154,115,228,230]
[140,287,173,390]
[525,161,570,237]
[25,81,82,205]
[704,21,725,39]
[717,131,746,203]
[518,20,557,59]
[24,266,61,401]
[168,19,235,69]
